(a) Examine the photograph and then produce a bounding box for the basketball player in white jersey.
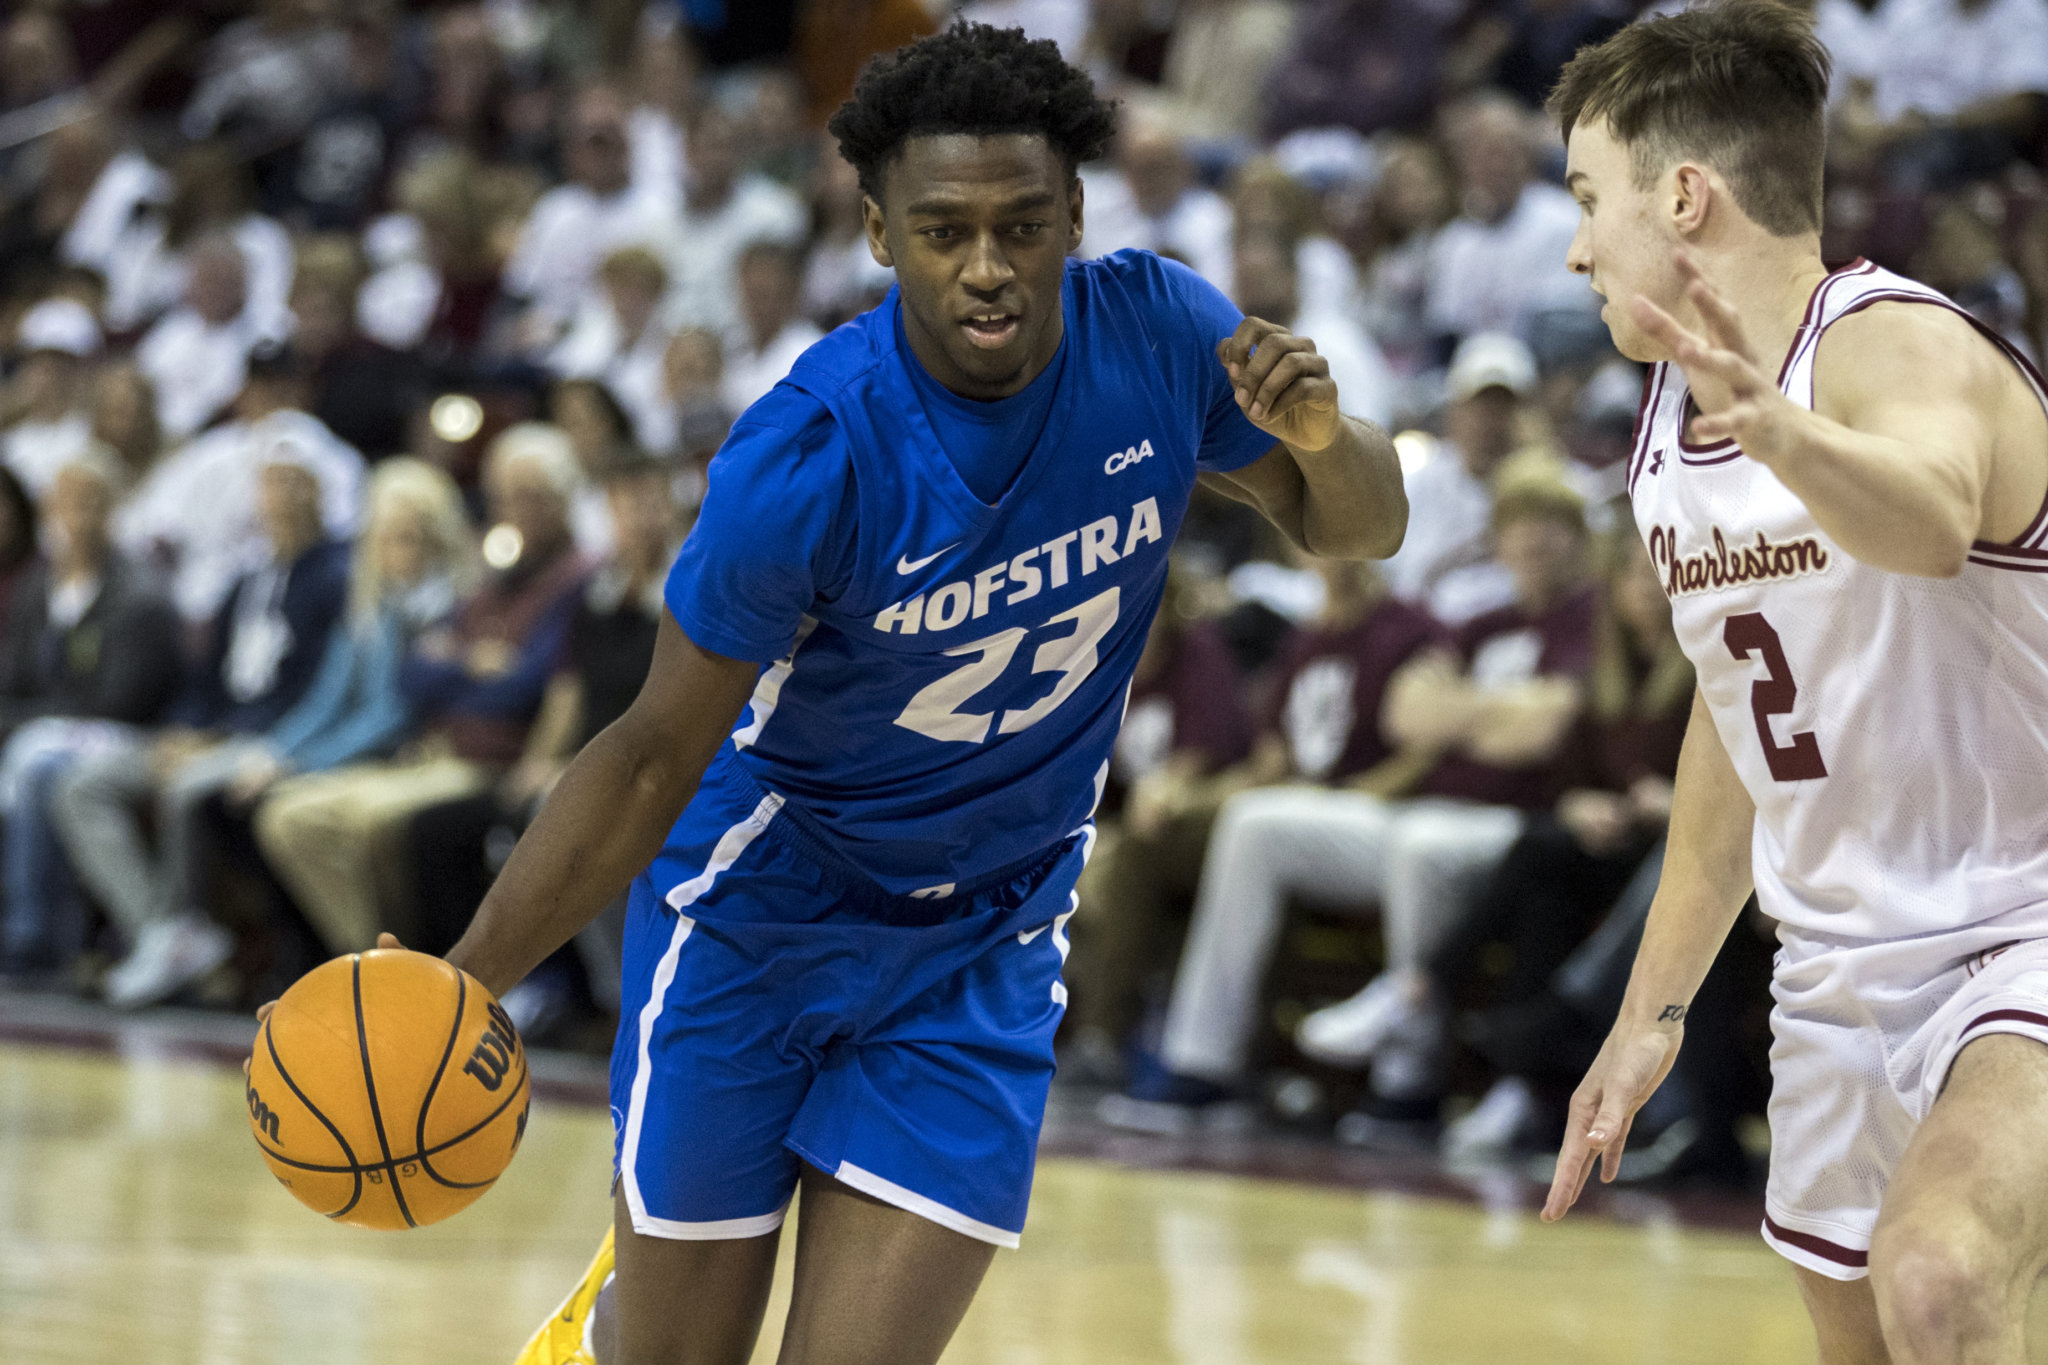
[1537,3,2048,1359]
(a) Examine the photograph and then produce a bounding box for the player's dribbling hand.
[1217,317,1342,451]
[1540,1018,1685,1223]
[251,932,405,1030]
[1628,249,1805,461]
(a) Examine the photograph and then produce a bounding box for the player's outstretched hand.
[1628,248,1804,461]
[1540,1018,1685,1223]
[1217,316,1342,452]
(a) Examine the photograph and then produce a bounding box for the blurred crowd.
[0,0,2042,1190]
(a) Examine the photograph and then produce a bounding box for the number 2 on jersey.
[1723,611,1827,781]
[895,587,1121,744]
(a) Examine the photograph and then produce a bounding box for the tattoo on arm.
[1657,1005,1688,1023]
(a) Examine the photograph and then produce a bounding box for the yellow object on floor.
[513,1225,614,1365]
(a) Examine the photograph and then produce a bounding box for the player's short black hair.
[827,22,1118,203]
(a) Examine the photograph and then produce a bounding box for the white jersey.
[1629,260,2048,944]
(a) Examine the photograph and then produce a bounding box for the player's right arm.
[444,615,760,997]
[1541,686,1755,1223]
[441,393,850,997]
[1632,250,2041,577]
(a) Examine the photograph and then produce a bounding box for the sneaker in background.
[1295,971,1414,1067]
[102,914,235,1010]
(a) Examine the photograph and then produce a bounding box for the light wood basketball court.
[5,1034,2046,1363]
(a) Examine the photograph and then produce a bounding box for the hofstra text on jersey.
[873,498,1166,635]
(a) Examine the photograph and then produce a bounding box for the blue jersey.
[661,250,1273,897]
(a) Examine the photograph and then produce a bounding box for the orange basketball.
[245,948,531,1230]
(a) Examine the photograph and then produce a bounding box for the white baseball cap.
[16,297,103,359]
[1446,331,1538,403]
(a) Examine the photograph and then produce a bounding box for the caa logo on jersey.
[1104,440,1155,475]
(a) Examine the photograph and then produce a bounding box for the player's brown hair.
[1547,0,1830,237]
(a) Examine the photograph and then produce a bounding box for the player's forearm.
[1287,415,1407,560]
[1616,876,1751,1032]
[1614,692,1755,1029]
[1751,415,1980,577]
[447,721,711,997]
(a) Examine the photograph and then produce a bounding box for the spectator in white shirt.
[178,0,349,156]
[2,299,99,497]
[1382,332,1540,624]
[503,84,676,349]
[549,246,679,456]
[661,106,809,333]
[723,241,826,416]
[1423,92,1593,344]
[803,147,894,328]
[1832,0,2048,190]
[354,149,512,356]
[959,0,1092,59]
[134,235,265,441]
[662,328,735,477]
[1231,233,1397,429]
[1345,136,1458,378]
[117,348,365,624]
[43,115,167,288]
[1116,0,1298,144]
[626,12,696,212]
[542,392,630,560]
[1080,111,1235,288]
[1811,0,1888,109]
[1228,158,1360,322]
[101,141,294,341]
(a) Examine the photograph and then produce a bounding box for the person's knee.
[1203,792,1284,863]
[1214,788,1289,834]
[1870,1212,2014,1357]
[251,797,291,856]
[49,765,97,829]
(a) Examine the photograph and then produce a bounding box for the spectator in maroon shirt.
[1083,554,1442,1091]
[1066,567,1256,1075]
[1126,475,1594,1117]
[1428,527,1693,1158]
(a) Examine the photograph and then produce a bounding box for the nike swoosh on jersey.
[896,545,959,575]
[1017,924,1049,945]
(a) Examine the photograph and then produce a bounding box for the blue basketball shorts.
[609,763,1084,1249]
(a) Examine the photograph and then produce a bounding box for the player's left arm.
[1634,255,2030,577]
[1200,316,1408,561]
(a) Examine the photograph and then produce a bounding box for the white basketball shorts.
[1761,926,2048,1279]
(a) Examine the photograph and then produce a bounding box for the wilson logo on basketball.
[463,1001,520,1092]
[246,1082,280,1142]
[1647,523,1831,598]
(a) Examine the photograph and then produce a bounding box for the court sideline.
[0,1029,1883,1365]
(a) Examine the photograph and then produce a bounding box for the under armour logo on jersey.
[1648,448,1666,476]
[897,545,959,575]
[1104,439,1156,475]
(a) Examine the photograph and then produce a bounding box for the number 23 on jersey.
[896,587,1120,744]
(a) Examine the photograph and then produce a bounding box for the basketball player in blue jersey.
[455,24,1403,1365]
